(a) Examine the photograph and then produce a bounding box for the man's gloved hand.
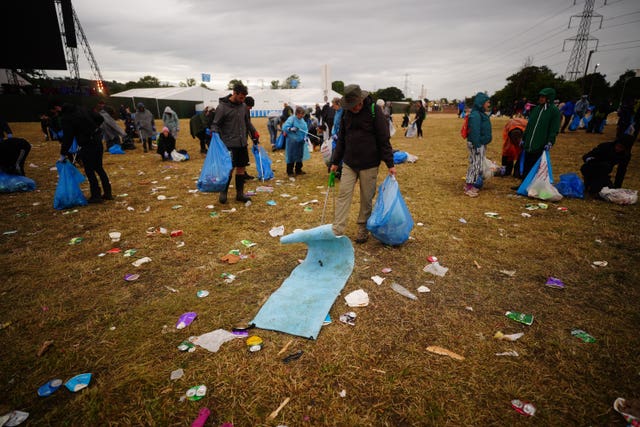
[289,127,297,132]
[253,131,260,140]
[584,156,595,163]
[7,133,13,139]
[252,138,260,146]
[519,140,524,148]
[58,155,67,163]
[544,143,553,151]
[331,134,338,142]
[205,128,212,136]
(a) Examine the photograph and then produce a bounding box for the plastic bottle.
[391,282,417,300]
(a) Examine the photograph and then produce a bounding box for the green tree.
[332,81,344,94]
[373,87,404,102]
[492,66,570,113]
[228,79,244,90]
[186,78,196,87]
[271,80,280,89]
[575,73,610,103]
[611,70,640,108]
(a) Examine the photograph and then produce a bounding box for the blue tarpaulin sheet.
[251,224,354,339]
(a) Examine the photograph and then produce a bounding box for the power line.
[598,18,640,30]
[602,10,640,21]
[598,44,640,52]
[599,39,640,47]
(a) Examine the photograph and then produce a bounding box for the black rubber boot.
[235,174,251,202]
[219,173,233,204]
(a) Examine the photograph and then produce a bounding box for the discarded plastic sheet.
[521,212,532,218]
[426,345,465,361]
[38,379,63,397]
[571,328,596,343]
[339,312,357,326]
[68,237,83,245]
[484,212,500,219]
[417,285,431,293]
[190,329,238,352]
[256,186,274,192]
[64,373,92,392]
[345,289,369,307]
[511,399,536,416]
[505,311,533,326]
[499,270,516,277]
[299,199,319,206]
[381,267,392,273]
[2,411,29,427]
[496,351,519,357]
[109,231,121,242]
[221,208,237,213]
[106,248,121,254]
[545,277,565,289]
[124,273,140,282]
[493,331,524,341]
[423,262,448,277]
[371,275,385,285]
[269,225,285,237]
[196,290,209,298]
[170,368,184,380]
[390,282,417,300]
[176,312,197,329]
[266,200,277,206]
[132,257,152,267]
[251,224,355,339]
[592,261,608,267]
[459,218,467,224]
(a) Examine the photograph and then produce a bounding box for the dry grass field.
[0,111,638,426]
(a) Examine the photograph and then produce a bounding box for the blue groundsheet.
[251,224,354,339]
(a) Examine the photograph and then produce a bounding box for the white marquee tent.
[111,86,342,118]
[198,88,343,117]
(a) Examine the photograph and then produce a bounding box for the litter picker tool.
[320,171,335,225]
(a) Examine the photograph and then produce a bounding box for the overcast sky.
[55,0,640,100]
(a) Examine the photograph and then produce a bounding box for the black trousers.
[79,142,111,199]
[0,137,31,175]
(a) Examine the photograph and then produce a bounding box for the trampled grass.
[0,113,638,426]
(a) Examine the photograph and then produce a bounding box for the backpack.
[460,115,470,139]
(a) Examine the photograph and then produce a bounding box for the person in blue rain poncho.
[282,106,309,177]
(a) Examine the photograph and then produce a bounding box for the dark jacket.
[332,96,394,171]
[467,92,492,148]
[157,133,176,156]
[59,103,104,155]
[582,141,629,171]
[211,95,255,148]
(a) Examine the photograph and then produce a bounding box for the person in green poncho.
[518,87,561,179]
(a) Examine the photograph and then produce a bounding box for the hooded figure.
[464,92,492,196]
[519,87,561,178]
[162,106,180,138]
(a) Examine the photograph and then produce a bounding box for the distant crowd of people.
[1,83,638,244]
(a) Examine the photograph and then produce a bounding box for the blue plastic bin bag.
[555,172,584,198]
[393,151,408,164]
[53,160,87,210]
[196,133,232,192]
[0,172,36,193]
[251,145,274,180]
[366,176,414,245]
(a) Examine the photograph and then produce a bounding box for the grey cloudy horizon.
[55,0,640,100]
